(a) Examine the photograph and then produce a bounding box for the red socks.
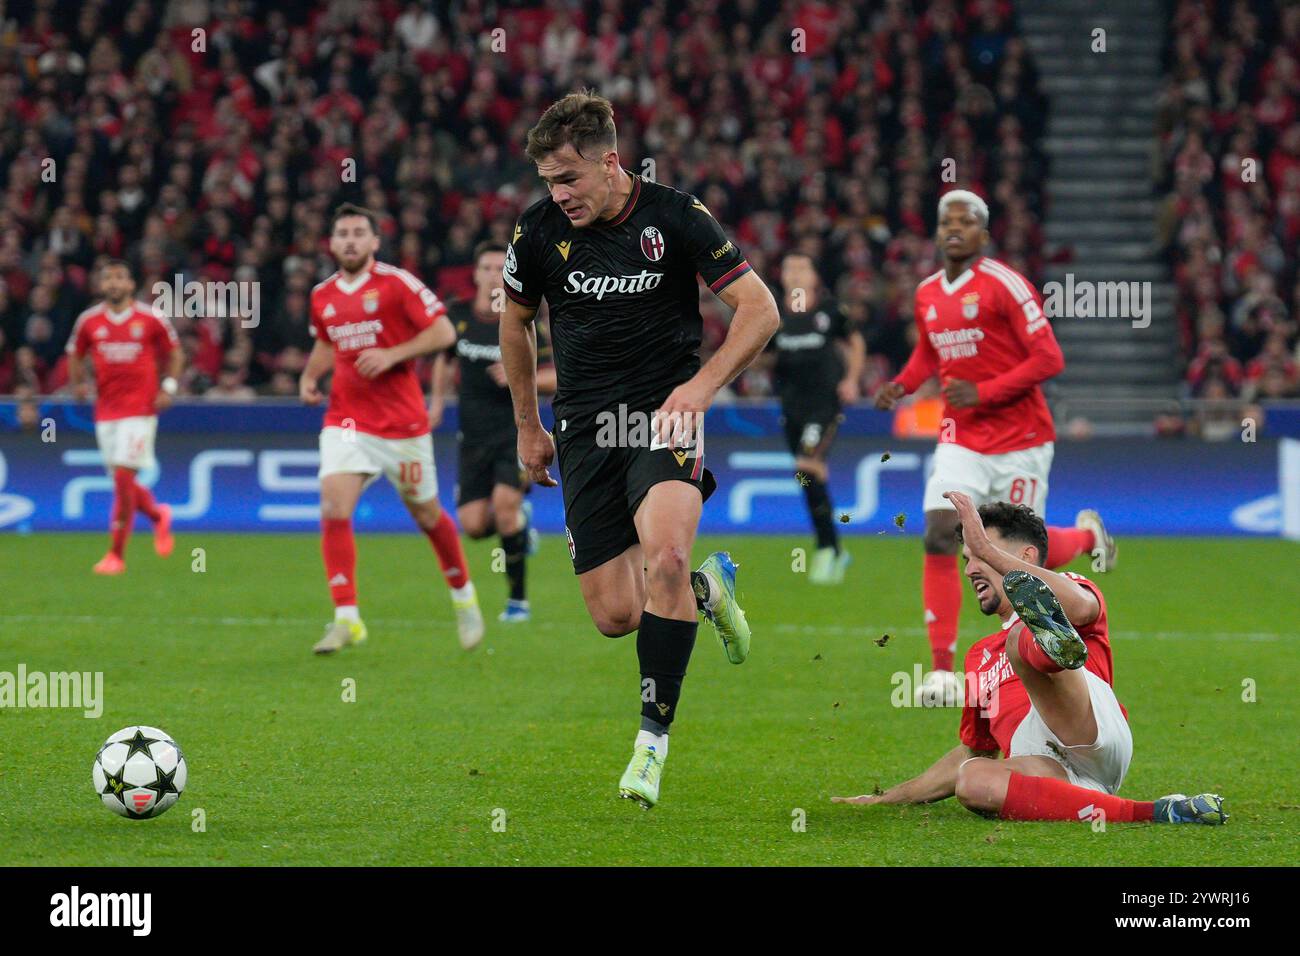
[425,510,470,590]
[321,517,358,606]
[134,481,162,522]
[1002,772,1154,822]
[923,553,962,671]
[109,467,136,558]
[1045,526,1094,569]
[1014,621,1063,674]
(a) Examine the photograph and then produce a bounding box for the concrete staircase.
[1019,0,1181,430]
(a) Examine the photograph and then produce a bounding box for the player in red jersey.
[66,259,181,575]
[300,203,483,654]
[832,493,1227,825]
[873,190,1118,706]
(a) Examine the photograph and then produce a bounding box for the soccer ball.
[92,726,187,819]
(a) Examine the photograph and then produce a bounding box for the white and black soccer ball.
[92,726,187,819]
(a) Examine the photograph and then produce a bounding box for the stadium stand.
[0,0,1047,412]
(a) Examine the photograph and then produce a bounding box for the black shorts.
[456,435,525,506]
[554,412,715,574]
[781,405,842,460]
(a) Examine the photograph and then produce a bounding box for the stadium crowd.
[0,0,1045,408]
[1159,0,1300,404]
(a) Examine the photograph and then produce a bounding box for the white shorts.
[1009,668,1133,794]
[923,441,1053,517]
[95,416,158,472]
[318,426,438,504]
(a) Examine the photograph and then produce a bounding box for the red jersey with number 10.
[893,256,1064,455]
[67,302,179,422]
[310,262,447,439]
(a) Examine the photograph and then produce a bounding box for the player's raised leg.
[314,471,369,654]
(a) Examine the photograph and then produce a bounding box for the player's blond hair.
[938,189,990,227]
[525,90,617,164]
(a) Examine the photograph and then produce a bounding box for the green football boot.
[618,744,664,810]
[1154,793,1229,825]
[692,552,751,664]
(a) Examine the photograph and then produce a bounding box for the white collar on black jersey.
[334,270,372,295]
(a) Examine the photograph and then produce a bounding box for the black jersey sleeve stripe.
[504,285,540,308]
[708,261,753,294]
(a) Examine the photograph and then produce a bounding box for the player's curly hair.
[525,89,617,164]
[957,501,1048,566]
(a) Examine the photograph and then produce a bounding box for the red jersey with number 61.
[67,303,179,422]
[310,262,447,439]
[893,256,1065,455]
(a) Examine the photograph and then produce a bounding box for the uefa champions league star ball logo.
[641,226,665,262]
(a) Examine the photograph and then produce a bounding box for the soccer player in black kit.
[772,252,865,585]
[431,241,556,623]
[499,91,779,808]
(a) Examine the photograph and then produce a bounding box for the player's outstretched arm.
[832,744,994,805]
[946,490,1101,626]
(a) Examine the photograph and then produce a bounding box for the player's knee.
[954,760,999,814]
[593,607,640,638]
[320,497,352,522]
[492,499,522,535]
[795,457,826,481]
[412,498,442,530]
[457,509,490,539]
[923,516,960,554]
[645,544,690,590]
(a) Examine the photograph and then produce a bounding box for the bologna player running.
[832,494,1227,826]
[301,203,484,655]
[67,259,180,575]
[873,190,1117,706]
[431,241,557,622]
[500,91,779,808]
[771,251,865,585]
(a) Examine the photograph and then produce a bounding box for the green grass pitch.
[0,530,1295,865]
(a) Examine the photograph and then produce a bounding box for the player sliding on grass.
[301,203,484,655]
[500,91,779,808]
[67,259,180,575]
[832,493,1227,825]
[430,241,556,623]
[874,190,1118,707]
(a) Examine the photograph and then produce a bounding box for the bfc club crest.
[363,289,380,314]
[961,292,980,319]
[641,226,665,262]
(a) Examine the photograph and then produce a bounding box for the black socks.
[636,611,697,732]
[801,474,839,552]
[500,528,527,601]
